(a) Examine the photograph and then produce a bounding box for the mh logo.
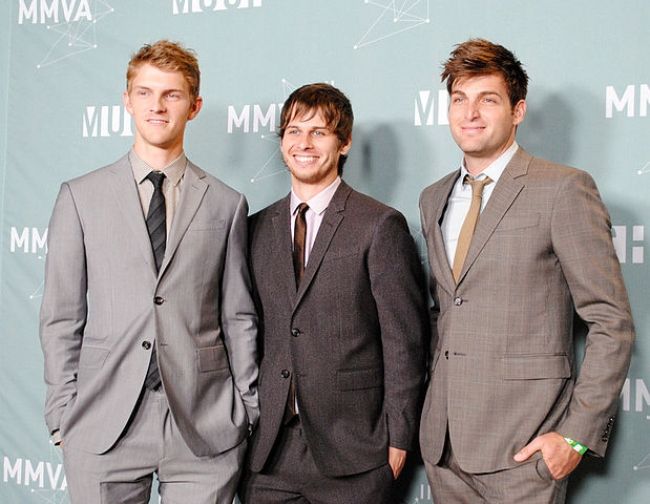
[620,378,650,420]
[10,227,48,254]
[605,84,650,118]
[83,105,133,138]
[414,90,449,126]
[227,103,283,134]
[612,225,644,264]
[172,0,262,14]
[18,0,92,24]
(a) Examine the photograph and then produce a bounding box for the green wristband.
[564,437,588,456]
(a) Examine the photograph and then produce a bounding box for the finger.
[513,438,541,462]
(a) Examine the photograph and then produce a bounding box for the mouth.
[461,126,485,134]
[293,155,319,164]
[147,118,169,125]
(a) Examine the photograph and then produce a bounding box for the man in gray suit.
[240,83,428,503]
[419,38,635,503]
[40,40,258,503]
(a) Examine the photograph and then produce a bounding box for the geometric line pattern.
[37,1,114,69]
[354,0,431,49]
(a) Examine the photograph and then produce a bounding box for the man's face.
[448,73,526,173]
[123,63,202,155]
[281,107,351,190]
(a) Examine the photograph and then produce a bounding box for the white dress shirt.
[290,176,342,265]
[441,142,519,265]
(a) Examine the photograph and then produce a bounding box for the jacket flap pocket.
[197,344,229,373]
[79,345,110,368]
[337,367,383,390]
[502,354,571,380]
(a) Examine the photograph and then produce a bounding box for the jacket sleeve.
[39,183,87,435]
[368,210,428,450]
[220,193,260,427]
[551,169,634,456]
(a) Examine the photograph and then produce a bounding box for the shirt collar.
[459,141,519,183]
[129,148,188,187]
[290,177,342,216]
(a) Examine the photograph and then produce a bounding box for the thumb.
[514,438,541,462]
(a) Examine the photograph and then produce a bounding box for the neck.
[291,175,338,202]
[133,142,183,170]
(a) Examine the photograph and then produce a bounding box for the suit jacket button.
[280,369,290,379]
[142,341,152,350]
[291,328,301,337]
[454,297,463,306]
[444,350,449,359]
[154,296,165,305]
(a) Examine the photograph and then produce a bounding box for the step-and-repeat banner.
[1,1,648,502]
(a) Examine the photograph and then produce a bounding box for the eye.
[312,130,325,137]
[167,93,181,100]
[287,128,300,135]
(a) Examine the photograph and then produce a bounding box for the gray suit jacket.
[419,148,634,473]
[247,181,428,477]
[40,155,259,457]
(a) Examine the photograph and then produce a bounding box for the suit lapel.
[159,162,208,278]
[109,155,157,276]
[428,172,459,293]
[293,182,351,310]
[271,196,299,300]
[457,148,530,283]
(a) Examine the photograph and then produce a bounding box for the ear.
[512,99,527,126]
[339,135,352,155]
[188,96,203,120]
[123,90,133,115]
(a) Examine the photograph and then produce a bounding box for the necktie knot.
[464,174,492,198]
[296,202,309,216]
[146,171,166,190]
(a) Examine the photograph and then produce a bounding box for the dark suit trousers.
[424,433,568,504]
[240,419,394,504]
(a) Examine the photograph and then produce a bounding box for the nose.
[465,100,480,120]
[149,95,166,113]
[297,132,313,149]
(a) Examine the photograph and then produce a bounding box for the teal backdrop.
[1,1,649,502]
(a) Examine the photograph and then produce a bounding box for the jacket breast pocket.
[495,214,540,233]
[336,367,383,391]
[197,344,230,373]
[502,354,571,380]
[188,219,226,231]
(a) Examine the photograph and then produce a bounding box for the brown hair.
[441,38,529,107]
[126,40,200,104]
[279,83,354,174]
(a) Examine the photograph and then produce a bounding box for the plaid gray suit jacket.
[418,147,634,473]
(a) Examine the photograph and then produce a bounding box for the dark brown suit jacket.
[247,181,428,477]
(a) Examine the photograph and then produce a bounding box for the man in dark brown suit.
[240,83,428,503]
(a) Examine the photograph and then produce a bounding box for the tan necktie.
[452,175,493,282]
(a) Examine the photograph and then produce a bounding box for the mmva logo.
[414,90,448,126]
[172,0,262,15]
[3,456,67,490]
[227,103,283,134]
[83,105,133,138]
[18,0,92,24]
[612,225,644,264]
[621,378,650,420]
[10,227,48,254]
[605,84,650,118]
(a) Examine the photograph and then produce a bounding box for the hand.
[513,432,582,480]
[388,446,407,479]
